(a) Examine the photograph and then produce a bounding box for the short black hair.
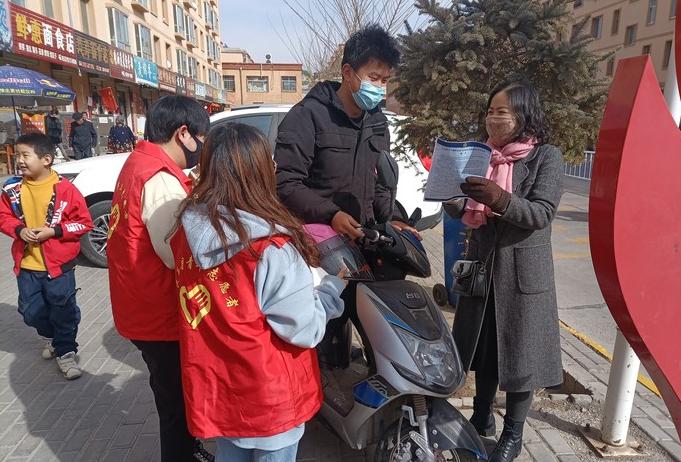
[144,95,210,143]
[16,132,55,166]
[341,25,400,70]
[487,80,551,144]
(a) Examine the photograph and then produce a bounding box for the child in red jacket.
[0,133,93,380]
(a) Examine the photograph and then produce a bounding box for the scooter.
[307,219,487,462]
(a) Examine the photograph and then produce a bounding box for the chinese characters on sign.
[133,56,159,89]
[110,48,135,83]
[195,82,206,99]
[10,4,76,67]
[185,77,195,98]
[176,74,187,95]
[158,68,176,93]
[74,31,111,75]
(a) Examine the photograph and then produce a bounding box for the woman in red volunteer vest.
[170,123,347,462]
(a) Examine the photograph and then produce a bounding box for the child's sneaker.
[56,352,82,380]
[41,338,55,360]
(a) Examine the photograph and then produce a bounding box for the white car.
[54,105,440,267]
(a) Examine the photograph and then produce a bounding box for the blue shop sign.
[133,56,158,88]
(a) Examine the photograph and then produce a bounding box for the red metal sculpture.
[589,55,681,439]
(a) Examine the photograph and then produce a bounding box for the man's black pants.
[131,340,195,462]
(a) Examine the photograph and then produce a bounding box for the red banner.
[10,4,77,67]
[110,47,135,83]
[100,87,118,113]
[185,77,195,98]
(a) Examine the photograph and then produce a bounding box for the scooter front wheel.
[375,420,480,462]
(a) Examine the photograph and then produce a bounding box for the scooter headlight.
[392,325,462,394]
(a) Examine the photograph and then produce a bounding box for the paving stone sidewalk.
[0,218,677,460]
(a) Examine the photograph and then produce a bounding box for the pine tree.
[393,0,608,163]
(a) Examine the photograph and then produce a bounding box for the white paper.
[424,138,492,202]
[98,117,108,123]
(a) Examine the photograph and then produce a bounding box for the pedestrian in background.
[68,112,97,160]
[107,96,214,462]
[171,123,346,462]
[449,80,563,462]
[0,133,92,380]
[107,115,136,153]
[45,108,62,147]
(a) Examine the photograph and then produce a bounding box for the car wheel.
[80,200,111,268]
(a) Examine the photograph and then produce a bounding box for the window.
[218,115,273,137]
[162,0,169,22]
[209,69,221,88]
[80,0,90,34]
[591,15,603,38]
[185,15,196,44]
[42,0,54,18]
[671,0,677,18]
[282,76,297,92]
[223,76,236,92]
[624,25,637,46]
[173,4,185,36]
[108,8,130,51]
[646,0,657,25]
[188,57,198,79]
[642,44,652,55]
[247,76,269,93]
[574,0,583,7]
[136,0,151,9]
[135,24,153,61]
[663,40,673,69]
[606,57,615,76]
[150,0,158,15]
[9,0,26,6]
[176,49,188,75]
[570,24,579,40]
[612,9,620,35]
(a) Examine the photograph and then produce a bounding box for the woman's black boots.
[469,396,496,437]
[489,415,524,462]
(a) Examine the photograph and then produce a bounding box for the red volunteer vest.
[108,141,192,341]
[171,229,323,438]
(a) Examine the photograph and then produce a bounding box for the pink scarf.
[461,139,537,229]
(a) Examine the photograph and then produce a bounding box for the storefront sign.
[195,81,206,99]
[10,4,77,67]
[133,56,158,88]
[110,48,135,83]
[185,78,196,98]
[0,0,12,52]
[158,68,176,93]
[74,31,110,75]
[176,74,186,95]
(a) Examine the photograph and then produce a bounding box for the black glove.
[460,177,511,214]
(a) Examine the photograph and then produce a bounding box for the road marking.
[559,320,661,397]
[554,252,591,260]
[567,237,589,244]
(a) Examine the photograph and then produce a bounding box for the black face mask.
[180,134,203,169]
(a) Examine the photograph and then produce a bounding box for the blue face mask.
[352,73,386,111]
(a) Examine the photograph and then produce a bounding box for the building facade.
[571,0,676,87]
[222,47,303,107]
[0,0,224,144]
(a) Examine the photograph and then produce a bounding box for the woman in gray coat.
[448,80,563,462]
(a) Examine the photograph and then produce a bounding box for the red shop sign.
[10,4,77,67]
[185,77,195,98]
[158,68,176,93]
[110,47,135,83]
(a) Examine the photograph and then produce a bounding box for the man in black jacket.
[275,25,416,369]
[275,25,415,240]
[69,112,97,160]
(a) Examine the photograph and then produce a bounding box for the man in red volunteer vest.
[107,96,213,462]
